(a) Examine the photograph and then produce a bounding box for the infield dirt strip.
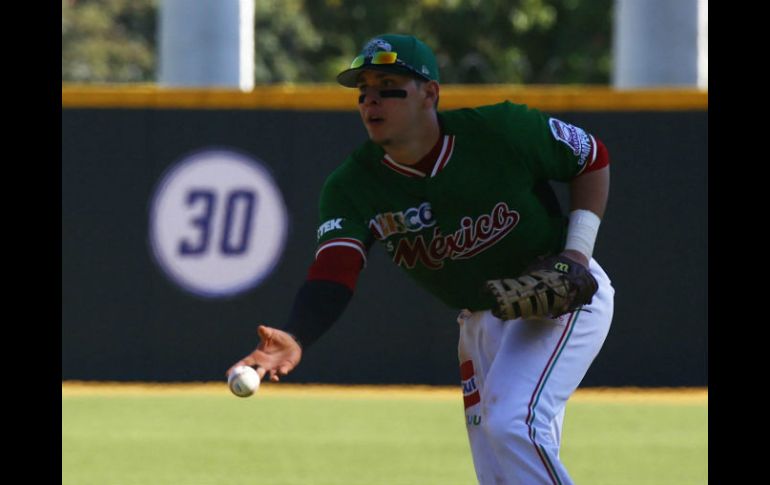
[61,381,707,404]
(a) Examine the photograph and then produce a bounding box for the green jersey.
[315,101,597,310]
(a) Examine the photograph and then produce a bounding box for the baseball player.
[228,33,614,484]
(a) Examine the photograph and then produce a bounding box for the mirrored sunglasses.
[349,51,399,69]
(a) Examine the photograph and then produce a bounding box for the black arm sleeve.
[282,279,353,349]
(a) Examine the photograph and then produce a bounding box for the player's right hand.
[226,325,303,383]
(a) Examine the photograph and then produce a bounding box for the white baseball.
[227,365,261,397]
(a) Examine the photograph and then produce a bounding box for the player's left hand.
[484,253,598,321]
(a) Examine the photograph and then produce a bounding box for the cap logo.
[362,39,392,56]
[421,65,430,75]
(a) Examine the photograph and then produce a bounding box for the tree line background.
[62,0,613,85]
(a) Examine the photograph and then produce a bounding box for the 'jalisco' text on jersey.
[316,102,597,310]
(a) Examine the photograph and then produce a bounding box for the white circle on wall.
[149,148,288,298]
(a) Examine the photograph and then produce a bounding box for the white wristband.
[564,209,601,260]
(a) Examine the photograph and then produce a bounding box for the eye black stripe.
[379,89,408,98]
[358,89,408,103]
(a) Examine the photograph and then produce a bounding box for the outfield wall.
[62,86,708,387]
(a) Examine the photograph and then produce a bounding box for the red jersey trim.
[316,237,367,265]
[381,135,456,178]
[307,245,364,291]
[382,155,426,177]
[430,135,456,177]
[576,136,610,177]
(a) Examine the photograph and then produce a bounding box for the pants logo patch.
[460,360,481,409]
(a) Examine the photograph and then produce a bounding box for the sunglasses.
[350,51,401,69]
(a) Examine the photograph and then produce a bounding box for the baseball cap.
[336,34,440,87]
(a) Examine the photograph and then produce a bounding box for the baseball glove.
[485,255,598,320]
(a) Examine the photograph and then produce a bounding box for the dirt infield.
[62,381,707,404]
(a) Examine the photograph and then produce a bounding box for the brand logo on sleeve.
[317,218,344,240]
[548,118,593,168]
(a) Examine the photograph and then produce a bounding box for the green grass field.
[62,383,707,485]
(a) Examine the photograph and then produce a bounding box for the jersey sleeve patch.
[548,118,593,172]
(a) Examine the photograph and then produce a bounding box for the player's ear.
[422,80,440,110]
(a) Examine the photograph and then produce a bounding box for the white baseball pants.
[458,258,614,485]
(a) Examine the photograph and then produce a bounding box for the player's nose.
[358,88,382,105]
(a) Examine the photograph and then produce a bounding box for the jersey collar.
[381,134,456,178]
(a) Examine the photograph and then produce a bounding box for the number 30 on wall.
[149,149,288,298]
[178,189,257,256]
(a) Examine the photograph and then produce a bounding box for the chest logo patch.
[391,202,520,270]
[369,201,436,240]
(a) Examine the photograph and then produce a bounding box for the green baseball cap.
[336,34,440,87]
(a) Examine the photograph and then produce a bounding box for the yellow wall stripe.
[62,84,707,111]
